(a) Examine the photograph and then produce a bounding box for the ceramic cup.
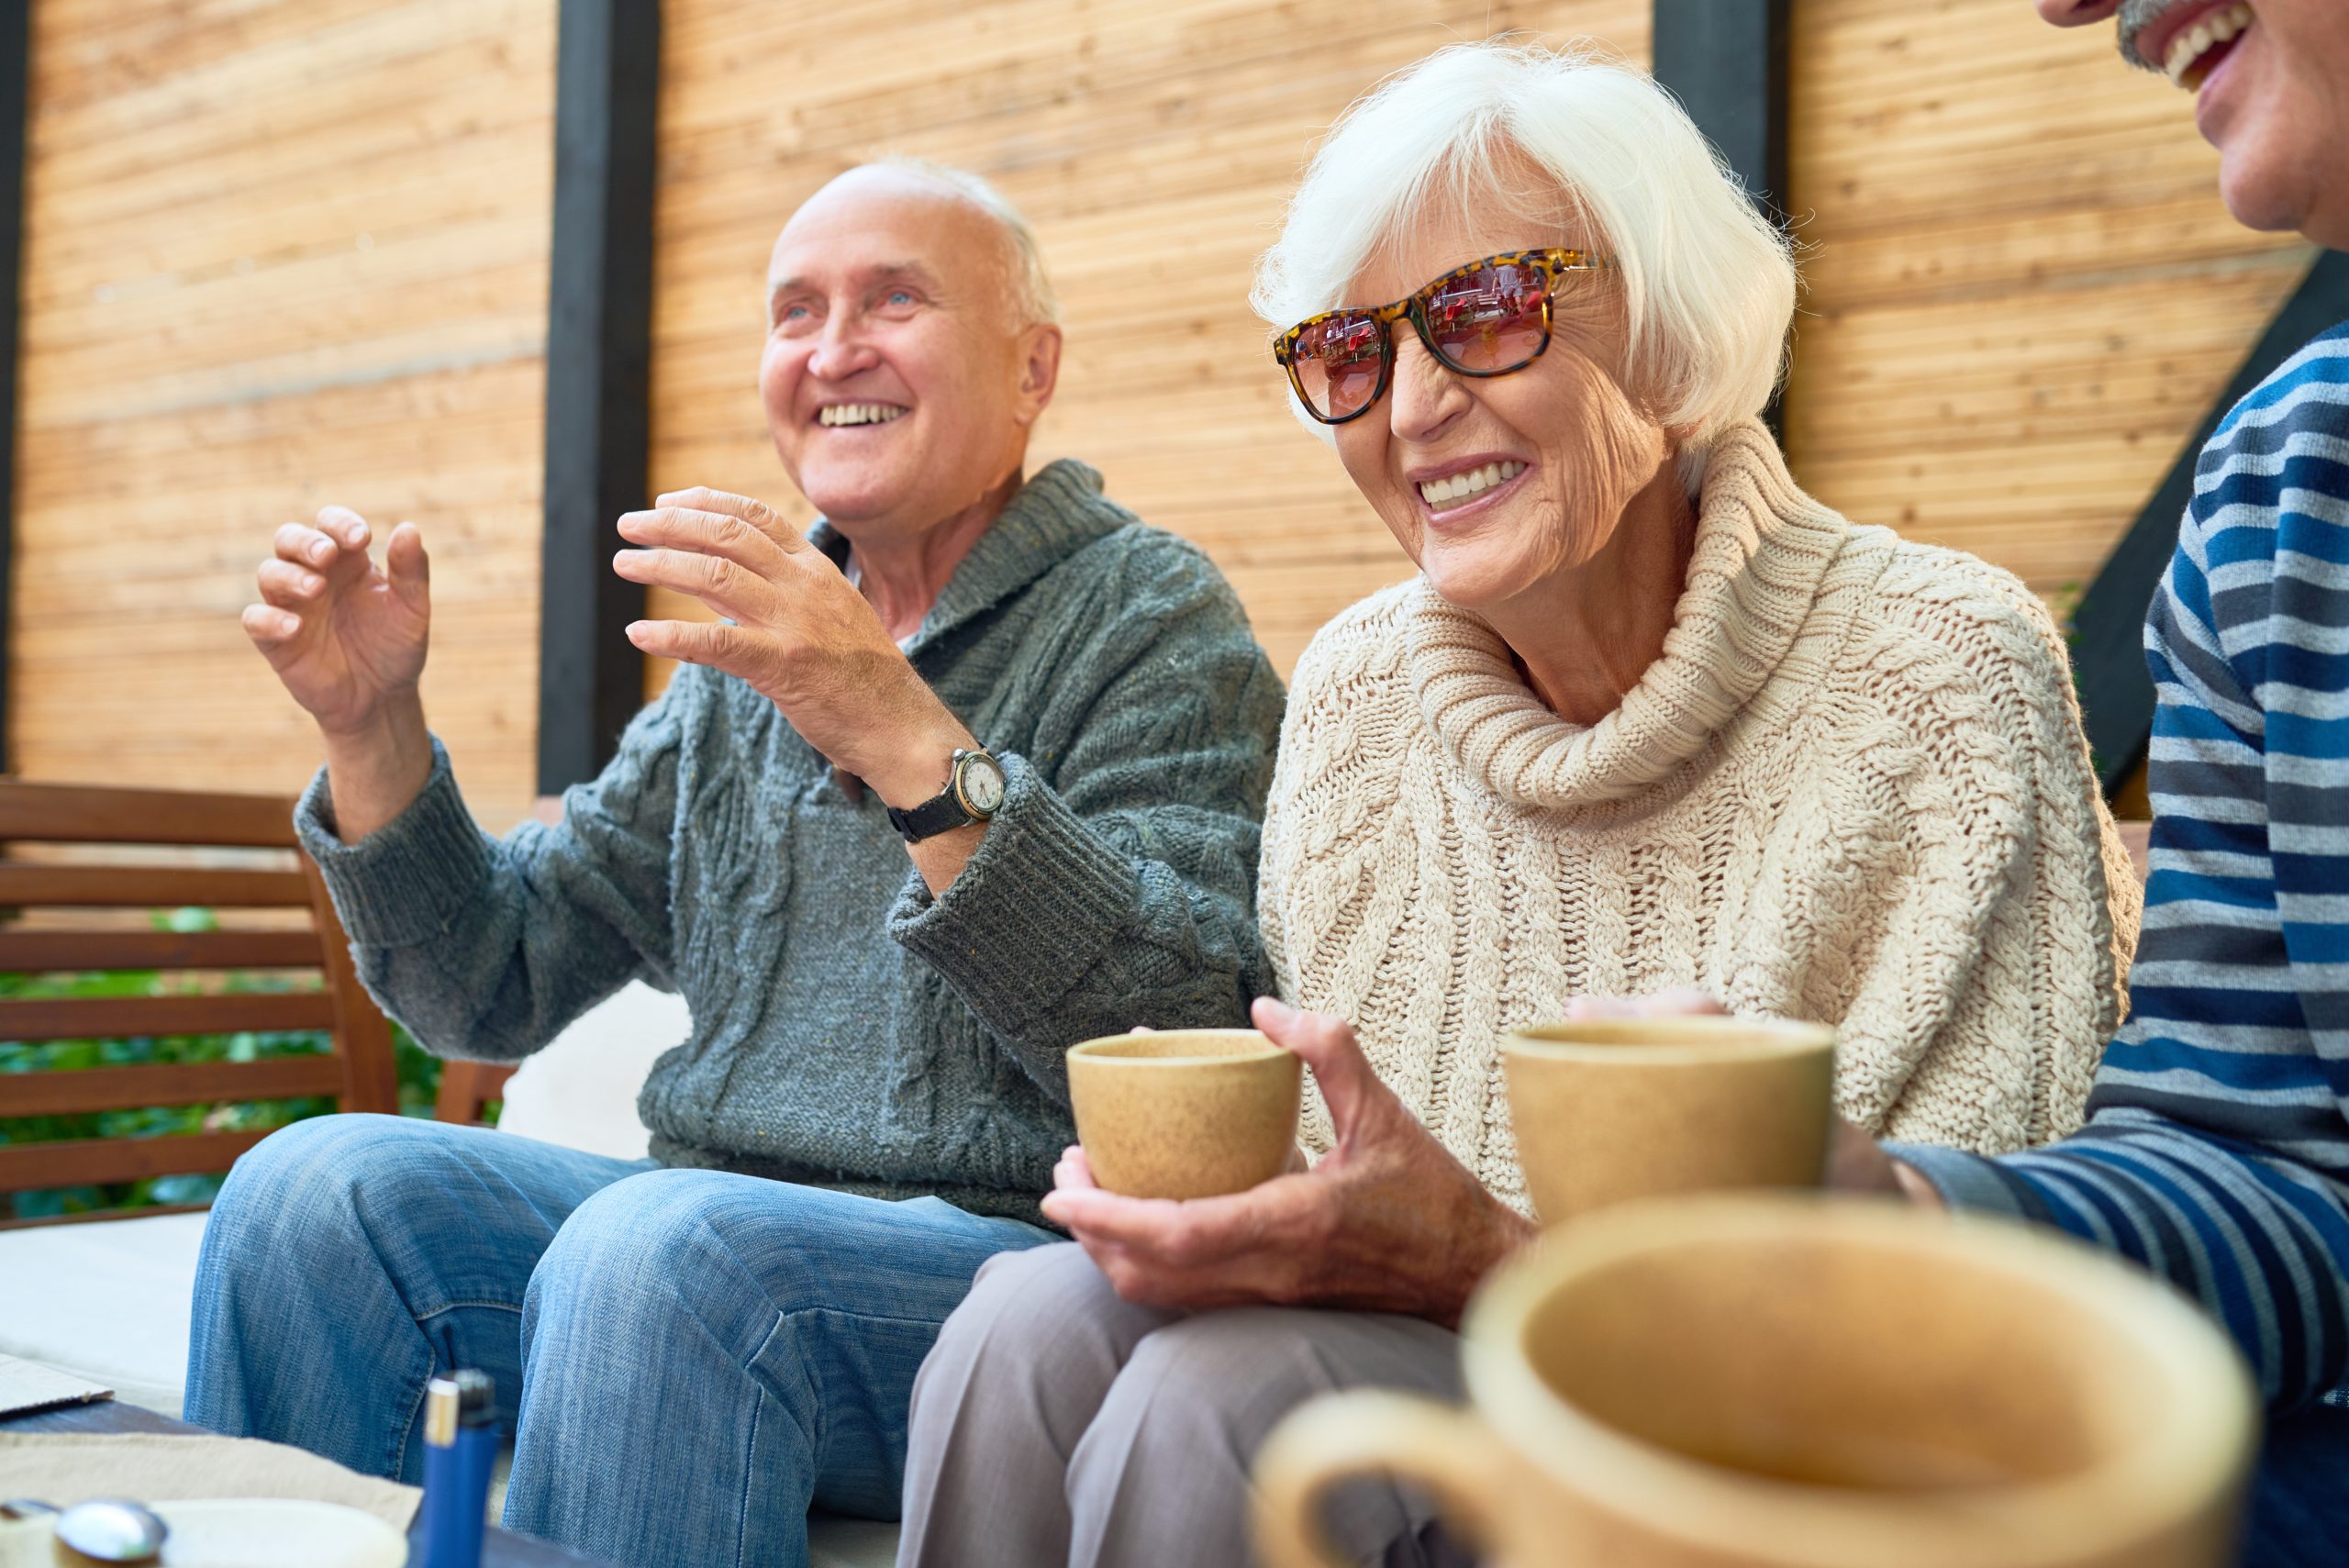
[1503,1016,1838,1222]
[1254,1195,2256,1568]
[1065,1029,1303,1201]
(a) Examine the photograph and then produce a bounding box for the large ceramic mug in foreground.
[1065,1029,1302,1200]
[1504,1017,1837,1221]
[1255,1195,2256,1568]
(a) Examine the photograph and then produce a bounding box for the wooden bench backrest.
[0,779,396,1217]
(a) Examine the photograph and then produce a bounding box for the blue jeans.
[184,1114,1052,1568]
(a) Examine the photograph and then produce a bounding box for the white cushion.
[0,1210,209,1418]
[493,981,691,1160]
[809,1517,901,1567]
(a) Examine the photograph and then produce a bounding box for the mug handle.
[1252,1390,1514,1568]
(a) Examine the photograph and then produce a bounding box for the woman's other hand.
[1565,990,1943,1206]
[1560,986,1727,1020]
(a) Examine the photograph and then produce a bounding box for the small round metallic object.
[2,1496,170,1562]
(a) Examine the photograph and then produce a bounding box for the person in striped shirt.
[1840,1,2349,1559]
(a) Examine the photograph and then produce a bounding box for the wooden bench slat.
[0,992,337,1042]
[0,781,405,1217]
[0,863,312,908]
[0,929,323,972]
[2,1056,346,1116]
[0,783,298,848]
[0,1129,273,1193]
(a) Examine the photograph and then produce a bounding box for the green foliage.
[0,907,451,1221]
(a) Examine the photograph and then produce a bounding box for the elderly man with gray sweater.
[183,160,1282,1568]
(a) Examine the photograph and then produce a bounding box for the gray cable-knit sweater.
[296,460,1286,1224]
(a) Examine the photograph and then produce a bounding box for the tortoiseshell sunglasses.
[1273,248,1615,426]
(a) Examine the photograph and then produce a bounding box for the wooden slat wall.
[1782,0,2315,610]
[644,0,1651,693]
[8,1,2308,814]
[11,0,557,830]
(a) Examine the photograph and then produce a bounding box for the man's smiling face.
[758,168,1046,534]
[2037,0,2349,247]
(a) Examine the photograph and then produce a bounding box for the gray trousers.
[895,1241,1471,1568]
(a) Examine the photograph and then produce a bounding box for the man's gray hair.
[1253,40,1798,476]
[870,156,1061,328]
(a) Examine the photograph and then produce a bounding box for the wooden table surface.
[1,1398,616,1566]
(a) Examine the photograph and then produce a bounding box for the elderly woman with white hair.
[893,39,2139,1568]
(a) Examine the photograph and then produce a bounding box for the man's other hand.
[243,506,430,740]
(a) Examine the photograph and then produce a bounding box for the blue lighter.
[417,1369,497,1568]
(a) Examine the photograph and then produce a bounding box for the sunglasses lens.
[1290,312,1386,421]
[1425,261,1548,374]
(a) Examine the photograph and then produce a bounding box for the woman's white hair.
[1252,40,1797,473]
[870,155,1061,328]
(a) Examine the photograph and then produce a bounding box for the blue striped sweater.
[1891,322,2349,1414]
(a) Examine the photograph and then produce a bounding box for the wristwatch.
[887,748,1008,844]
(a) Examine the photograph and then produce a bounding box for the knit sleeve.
[1732,558,2137,1153]
[296,669,700,1062]
[887,528,1285,1101]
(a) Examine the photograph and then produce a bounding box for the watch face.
[959,753,1007,815]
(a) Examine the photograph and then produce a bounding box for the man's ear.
[1012,323,1063,428]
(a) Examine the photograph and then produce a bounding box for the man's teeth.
[818,403,908,428]
[2165,1,2252,87]
[1418,461,1525,509]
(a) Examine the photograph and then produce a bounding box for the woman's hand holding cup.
[1048,997,1534,1327]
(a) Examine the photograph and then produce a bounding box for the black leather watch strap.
[886,790,975,844]
[887,749,1003,844]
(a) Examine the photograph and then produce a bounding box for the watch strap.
[886,749,999,844]
[887,790,976,843]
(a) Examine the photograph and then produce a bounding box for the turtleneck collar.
[1404,417,1852,811]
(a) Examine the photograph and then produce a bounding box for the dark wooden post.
[537,0,662,793]
[1652,0,1792,224]
[0,0,32,775]
[1652,0,1792,434]
[2068,250,2349,795]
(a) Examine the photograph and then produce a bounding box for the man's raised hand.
[243,506,431,739]
[613,488,974,809]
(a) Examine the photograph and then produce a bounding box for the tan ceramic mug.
[1065,1029,1302,1200]
[1503,1017,1838,1221]
[1254,1195,2256,1568]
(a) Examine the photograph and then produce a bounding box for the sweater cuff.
[887,751,1138,1034]
[1881,1140,2043,1220]
[295,737,495,950]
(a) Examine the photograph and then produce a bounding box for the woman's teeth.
[818,403,907,427]
[1418,461,1525,509]
[2165,1,2252,87]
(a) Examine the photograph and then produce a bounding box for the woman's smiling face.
[1330,199,1678,616]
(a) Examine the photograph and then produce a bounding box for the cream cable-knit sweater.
[1263,419,2143,1208]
